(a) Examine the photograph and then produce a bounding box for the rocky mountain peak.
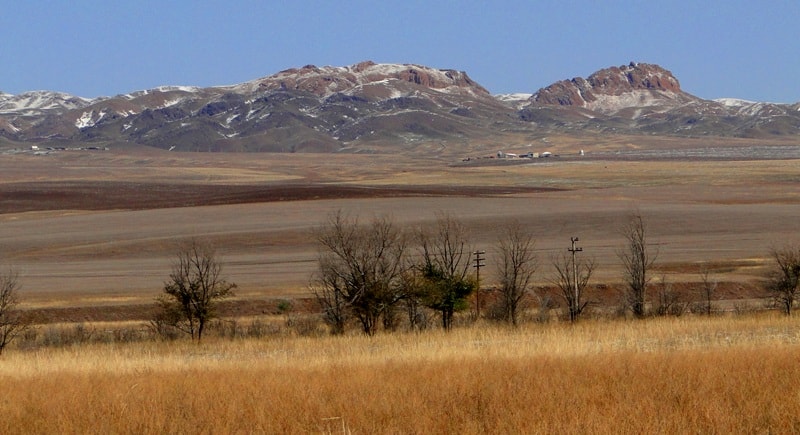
[256,61,490,98]
[531,62,682,107]
[589,62,681,93]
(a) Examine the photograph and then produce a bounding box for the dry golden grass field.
[1,314,799,433]
[1,136,800,432]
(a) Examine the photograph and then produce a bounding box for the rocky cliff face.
[531,62,683,107]
[519,62,800,138]
[256,61,490,99]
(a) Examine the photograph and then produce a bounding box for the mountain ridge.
[2,61,799,153]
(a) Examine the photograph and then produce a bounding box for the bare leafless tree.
[416,213,476,330]
[766,246,800,315]
[156,239,236,341]
[696,266,718,315]
[654,274,686,316]
[311,211,407,335]
[619,212,657,318]
[311,267,349,335]
[0,270,28,354]
[495,222,537,326]
[551,250,595,322]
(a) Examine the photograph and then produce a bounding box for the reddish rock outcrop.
[257,61,490,97]
[532,62,682,106]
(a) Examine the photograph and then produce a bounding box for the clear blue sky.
[2,0,798,102]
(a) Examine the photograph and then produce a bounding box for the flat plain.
[1,137,799,314]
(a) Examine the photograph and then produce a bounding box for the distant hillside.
[2,61,799,153]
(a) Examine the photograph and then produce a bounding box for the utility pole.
[569,237,582,321]
[473,250,485,319]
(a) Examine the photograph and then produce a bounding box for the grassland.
[1,313,799,433]
[1,138,800,432]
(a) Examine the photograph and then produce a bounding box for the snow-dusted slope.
[713,98,792,117]
[495,93,533,109]
[2,61,799,149]
[0,60,512,150]
[584,89,689,114]
[253,61,491,99]
[0,91,95,115]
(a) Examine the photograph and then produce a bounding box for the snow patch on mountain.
[714,98,786,117]
[715,98,757,107]
[586,90,680,114]
[160,98,185,108]
[496,93,533,102]
[155,85,199,93]
[495,93,533,109]
[0,119,20,133]
[75,110,107,129]
[0,91,94,114]
[121,86,198,101]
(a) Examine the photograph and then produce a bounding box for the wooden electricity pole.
[474,250,485,319]
[569,237,583,318]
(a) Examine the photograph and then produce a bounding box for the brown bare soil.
[0,181,558,214]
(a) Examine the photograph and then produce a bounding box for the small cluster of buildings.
[497,149,587,159]
[1,145,110,156]
[496,150,554,159]
[460,148,585,163]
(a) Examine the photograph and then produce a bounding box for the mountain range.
[2,61,799,153]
